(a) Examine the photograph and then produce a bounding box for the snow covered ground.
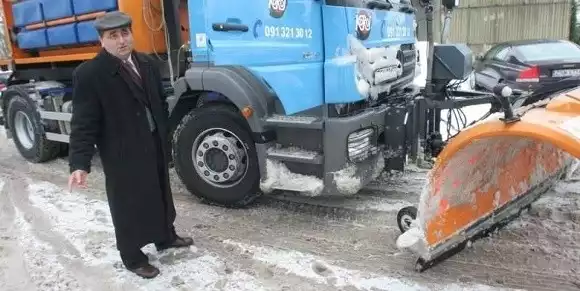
[1,115,580,290]
[0,46,579,291]
[0,148,521,290]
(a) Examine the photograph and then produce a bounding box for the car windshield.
[517,42,580,62]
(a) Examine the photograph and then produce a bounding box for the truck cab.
[170,0,417,205]
[0,0,418,208]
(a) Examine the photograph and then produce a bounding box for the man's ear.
[98,33,106,47]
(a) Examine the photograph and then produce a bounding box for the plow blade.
[397,89,580,272]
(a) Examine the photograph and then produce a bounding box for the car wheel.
[469,72,477,89]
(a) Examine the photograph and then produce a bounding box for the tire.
[469,72,476,89]
[172,104,261,208]
[397,206,418,233]
[471,76,483,91]
[6,94,60,163]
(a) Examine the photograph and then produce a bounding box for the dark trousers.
[120,249,149,269]
[120,226,177,268]
[120,129,176,269]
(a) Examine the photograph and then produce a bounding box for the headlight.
[348,128,375,162]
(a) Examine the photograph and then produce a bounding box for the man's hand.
[68,170,88,192]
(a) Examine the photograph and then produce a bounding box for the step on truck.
[0,0,476,207]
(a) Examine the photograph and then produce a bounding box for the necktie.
[122,59,156,132]
[124,59,141,79]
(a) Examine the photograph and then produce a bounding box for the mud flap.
[384,104,408,171]
[396,89,580,271]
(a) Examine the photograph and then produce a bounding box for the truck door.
[323,0,416,104]
[203,0,324,115]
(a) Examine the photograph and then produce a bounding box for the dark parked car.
[471,39,580,92]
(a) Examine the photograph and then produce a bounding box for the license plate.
[374,65,401,84]
[552,69,580,77]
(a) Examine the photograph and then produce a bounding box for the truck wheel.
[172,104,261,207]
[7,95,60,162]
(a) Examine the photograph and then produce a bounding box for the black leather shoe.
[127,263,160,279]
[156,236,194,252]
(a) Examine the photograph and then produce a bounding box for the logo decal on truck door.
[382,13,412,38]
[269,0,287,18]
[356,10,372,40]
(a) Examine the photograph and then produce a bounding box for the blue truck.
[0,0,475,207]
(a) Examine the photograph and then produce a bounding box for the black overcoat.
[68,49,176,252]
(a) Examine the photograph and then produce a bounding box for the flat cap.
[94,11,132,32]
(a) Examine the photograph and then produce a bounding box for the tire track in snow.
[2,176,138,291]
[0,177,89,291]
[12,205,85,291]
[176,197,580,291]
[221,239,518,291]
[0,179,36,291]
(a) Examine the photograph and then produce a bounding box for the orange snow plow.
[396,84,580,272]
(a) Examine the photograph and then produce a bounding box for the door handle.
[212,23,249,32]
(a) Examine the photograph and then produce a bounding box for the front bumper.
[322,104,391,195]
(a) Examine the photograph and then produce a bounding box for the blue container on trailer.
[17,29,48,49]
[72,0,118,15]
[12,0,44,27]
[76,20,99,43]
[47,23,78,46]
[41,0,74,21]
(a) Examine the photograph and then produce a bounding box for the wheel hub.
[193,131,247,187]
[14,111,35,150]
[401,214,413,230]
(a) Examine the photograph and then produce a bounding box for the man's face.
[99,27,134,59]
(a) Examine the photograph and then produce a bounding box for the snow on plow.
[396,85,580,272]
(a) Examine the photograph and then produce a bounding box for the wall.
[447,0,573,55]
[0,4,9,60]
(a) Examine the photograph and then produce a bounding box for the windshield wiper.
[366,0,392,10]
[397,0,416,13]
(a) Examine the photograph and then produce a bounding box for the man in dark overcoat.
[68,11,193,279]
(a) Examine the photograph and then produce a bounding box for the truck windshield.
[327,0,404,11]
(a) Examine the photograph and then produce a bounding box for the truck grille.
[399,44,417,80]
